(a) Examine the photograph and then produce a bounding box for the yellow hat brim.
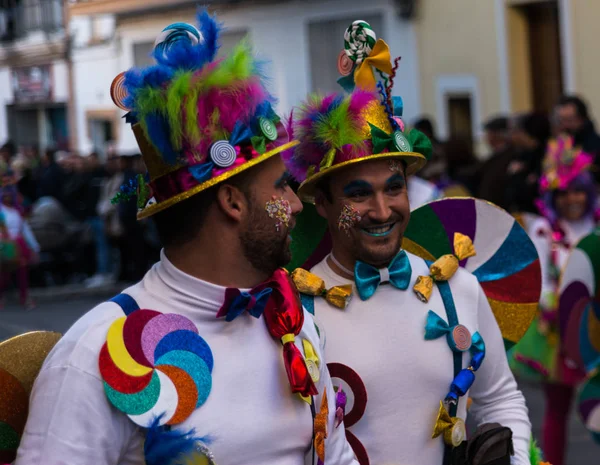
[297,151,427,204]
[137,140,299,220]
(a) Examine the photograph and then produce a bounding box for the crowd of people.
[0,142,160,305]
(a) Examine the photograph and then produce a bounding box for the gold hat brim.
[297,151,427,204]
[137,140,299,220]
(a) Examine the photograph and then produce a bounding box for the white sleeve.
[468,287,532,465]
[302,310,358,465]
[21,219,40,253]
[15,364,143,465]
[527,217,554,308]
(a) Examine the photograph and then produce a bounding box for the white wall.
[0,68,12,144]
[71,0,421,153]
[52,60,69,102]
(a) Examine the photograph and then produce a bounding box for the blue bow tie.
[218,287,273,322]
[354,250,412,300]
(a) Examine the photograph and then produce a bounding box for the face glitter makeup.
[265,196,292,231]
[337,204,362,235]
[389,160,402,172]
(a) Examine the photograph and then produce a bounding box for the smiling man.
[282,20,532,465]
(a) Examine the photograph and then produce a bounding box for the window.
[132,30,249,68]
[447,95,473,148]
[308,14,383,94]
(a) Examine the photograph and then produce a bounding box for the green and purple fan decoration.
[559,231,600,374]
[402,198,541,351]
[578,369,600,445]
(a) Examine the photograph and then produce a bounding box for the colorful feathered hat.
[284,20,431,202]
[110,11,298,219]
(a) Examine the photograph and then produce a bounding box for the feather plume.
[284,91,378,181]
[144,417,212,465]
[197,9,220,63]
[166,71,193,150]
[529,437,543,465]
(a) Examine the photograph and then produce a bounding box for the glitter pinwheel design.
[99,310,214,427]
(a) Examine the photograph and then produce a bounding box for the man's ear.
[314,190,328,219]
[216,184,248,222]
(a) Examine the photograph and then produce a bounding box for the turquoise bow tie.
[354,250,412,300]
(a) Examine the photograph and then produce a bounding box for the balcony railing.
[0,0,63,42]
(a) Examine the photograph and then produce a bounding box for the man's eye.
[386,182,405,192]
[349,190,370,198]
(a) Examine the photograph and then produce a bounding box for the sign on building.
[11,65,53,103]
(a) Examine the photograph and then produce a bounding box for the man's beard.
[240,199,291,276]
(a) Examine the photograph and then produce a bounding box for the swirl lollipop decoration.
[0,331,61,463]
[154,22,203,59]
[403,198,542,351]
[99,310,214,427]
[577,369,600,445]
[210,141,237,168]
[344,20,377,65]
[110,72,129,111]
[558,231,600,373]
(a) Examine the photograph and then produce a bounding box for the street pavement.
[0,293,596,464]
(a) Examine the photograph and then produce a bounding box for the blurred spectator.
[443,138,479,194]
[0,175,39,308]
[0,141,15,172]
[118,154,146,281]
[413,117,446,182]
[38,149,67,204]
[506,112,551,213]
[477,116,514,209]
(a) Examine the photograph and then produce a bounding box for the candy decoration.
[558,231,600,373]
[100,310,214,428]
[0,331,61,463]
[577,369,600,445]
[451,325,472,352]
[337,50,354,76]
[259,116,278,141]
[393,131,411,152]
[403,198,542,351]
[433,401,466,447]
[209,140,237,168]
[344,20,377,65]
[110,72,129,111]
[154,22,203,59]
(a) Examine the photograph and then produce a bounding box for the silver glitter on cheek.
[337,204,362,235]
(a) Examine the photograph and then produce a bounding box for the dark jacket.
[477,147,515,210]
[573,121,600,181]
[505,145,546,214]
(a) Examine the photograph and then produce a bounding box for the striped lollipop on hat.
[99,310,214,427]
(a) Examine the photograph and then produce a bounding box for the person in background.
[555,95,600,172]
[413,117,446,183]
[443,138,480,194]
[82,152,112,287]
[506,112,551,213]
[477,116,514,210]
[0,141,16,173]
[38,148,66,204]
[510,136,598,465]
[0,174,39,309]
[97,145,124,276]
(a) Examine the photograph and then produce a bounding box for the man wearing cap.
[15,12,357,465]
[284,21,532,465]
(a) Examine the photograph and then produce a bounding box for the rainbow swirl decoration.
[558,232,600,373]
[99,310,213,427]
[403,198,542,351]
[578,369,600,445]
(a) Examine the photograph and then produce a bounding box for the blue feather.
[144,417,212,465]
[196,9,220,63]
[145,113,180,165]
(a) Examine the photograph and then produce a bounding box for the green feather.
[203,40,254,89]
[529,437,543,465]
[166,71,193,150]
[185,84,201,145]
[135,86,167,120]
[313,99,363,149]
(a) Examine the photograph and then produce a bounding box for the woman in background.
[511,135,598,465]
[0,174,39,309]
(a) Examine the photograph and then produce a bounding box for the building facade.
[0,0,71,152]
[414,0,600,154]
[67,0,422,157]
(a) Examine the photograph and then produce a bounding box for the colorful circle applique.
[449,325,472,352]
[99,310,214,427]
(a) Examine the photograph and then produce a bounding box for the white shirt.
[16,252,358,465]
[0,205,40,253]
[310,253,531,465]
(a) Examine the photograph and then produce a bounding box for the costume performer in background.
[0,174,39,309]
[510,136,599,465]
[14,12,357,465]
[283,20,536,465]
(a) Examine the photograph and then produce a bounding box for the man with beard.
[283,21,531,465]
[14,13,357,465]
